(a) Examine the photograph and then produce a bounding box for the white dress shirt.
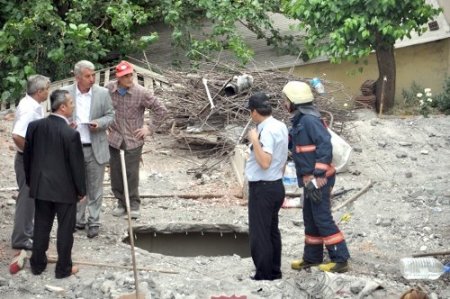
[245,116,289,182]
[75,87,92,144]
[12,94,45,152]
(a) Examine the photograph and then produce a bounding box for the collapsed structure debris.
[155,62,353,171]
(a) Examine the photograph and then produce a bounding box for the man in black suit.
[23,89,86,279]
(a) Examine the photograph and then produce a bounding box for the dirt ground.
[0,108,449,299]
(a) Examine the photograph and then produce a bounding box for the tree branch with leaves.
[283,0,441,112]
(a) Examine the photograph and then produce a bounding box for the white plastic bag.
[328,128,352,173]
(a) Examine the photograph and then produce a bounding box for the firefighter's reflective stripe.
[323,231,345,246]
[314,162,336,177]
[305,235,324,245]
[295,144,316,153]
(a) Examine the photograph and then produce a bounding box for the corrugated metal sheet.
[133,2,450,71]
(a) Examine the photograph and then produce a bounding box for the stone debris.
[44,285,65,296]
[0,111,449,298]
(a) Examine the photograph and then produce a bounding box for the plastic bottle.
[310,77,325,94]
[399,257,450,280]
[283,162,299,194]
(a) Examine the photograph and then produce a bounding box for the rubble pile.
[156,63,353,159]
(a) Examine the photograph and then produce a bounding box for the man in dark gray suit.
[62,60,114,238]
[24,89,86,279]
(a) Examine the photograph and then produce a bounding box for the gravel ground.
[0,109,449,299]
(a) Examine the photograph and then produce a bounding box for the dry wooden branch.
[332,180,373,212]
[96,61,355,173]
[202,78,215,109]
[412,250,450,258]
[103,193,241,199]
[0,187,18,192]
[46,256,178,274]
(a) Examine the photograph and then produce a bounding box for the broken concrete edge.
[132,223,248,234]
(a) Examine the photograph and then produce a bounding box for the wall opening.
[124,230,250,258]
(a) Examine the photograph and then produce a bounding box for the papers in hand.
[79,122,94,126]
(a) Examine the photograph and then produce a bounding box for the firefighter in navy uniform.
[282,81,350,273]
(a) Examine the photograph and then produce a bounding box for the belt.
[82,144,92,147]
[248,179,282,186]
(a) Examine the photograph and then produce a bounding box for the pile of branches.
[155,62,352,168]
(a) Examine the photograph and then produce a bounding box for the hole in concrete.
[124,227,250,258]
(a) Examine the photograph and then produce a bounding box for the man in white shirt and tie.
[11,74,50,251]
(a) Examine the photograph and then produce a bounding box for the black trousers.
[30,199,76,279]
[248,180,285,280]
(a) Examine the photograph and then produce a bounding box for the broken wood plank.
[103,193,241,199]
[47,256,178,274]
[332,180,373,212]
[412,250,450,258]
[0,187,18,192]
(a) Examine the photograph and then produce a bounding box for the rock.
[351,170,361,176]
[378,141,387,148]
[292,219,303,226]
[375,217,393,227]
[45,285,66,296]
[0,276,7,287]
[420,245,427,251]
[405,172,413,178]
[100,280,115,294]
[350,281,365,294]
[353,146,363,153]
[396,153,407,158]
[398,141,413,146]
[423,226,432,233]
[380,219,393,227]
[6,199,15,206]
[359,280,383,297]
[420,150,429,155]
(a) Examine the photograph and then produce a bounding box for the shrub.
[435,77,450,115]
[401,82,434,117]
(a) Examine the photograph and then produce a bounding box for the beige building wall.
[437,0,450,25]
[285,38,450,103]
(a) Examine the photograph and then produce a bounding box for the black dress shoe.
[250,272,282,281]
[12,239,33,251]
[250,274,263,281]
[87,226,99,238]
[272,272,282,280]
[75,223,85,230]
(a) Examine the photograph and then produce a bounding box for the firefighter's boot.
[318,261,349,273]
[291,259,320,270]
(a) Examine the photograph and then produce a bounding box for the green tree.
[283,0,441,112]
[1,0,291,104]
[0,0,158,104]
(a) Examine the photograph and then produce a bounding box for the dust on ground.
[0,109,449,299]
